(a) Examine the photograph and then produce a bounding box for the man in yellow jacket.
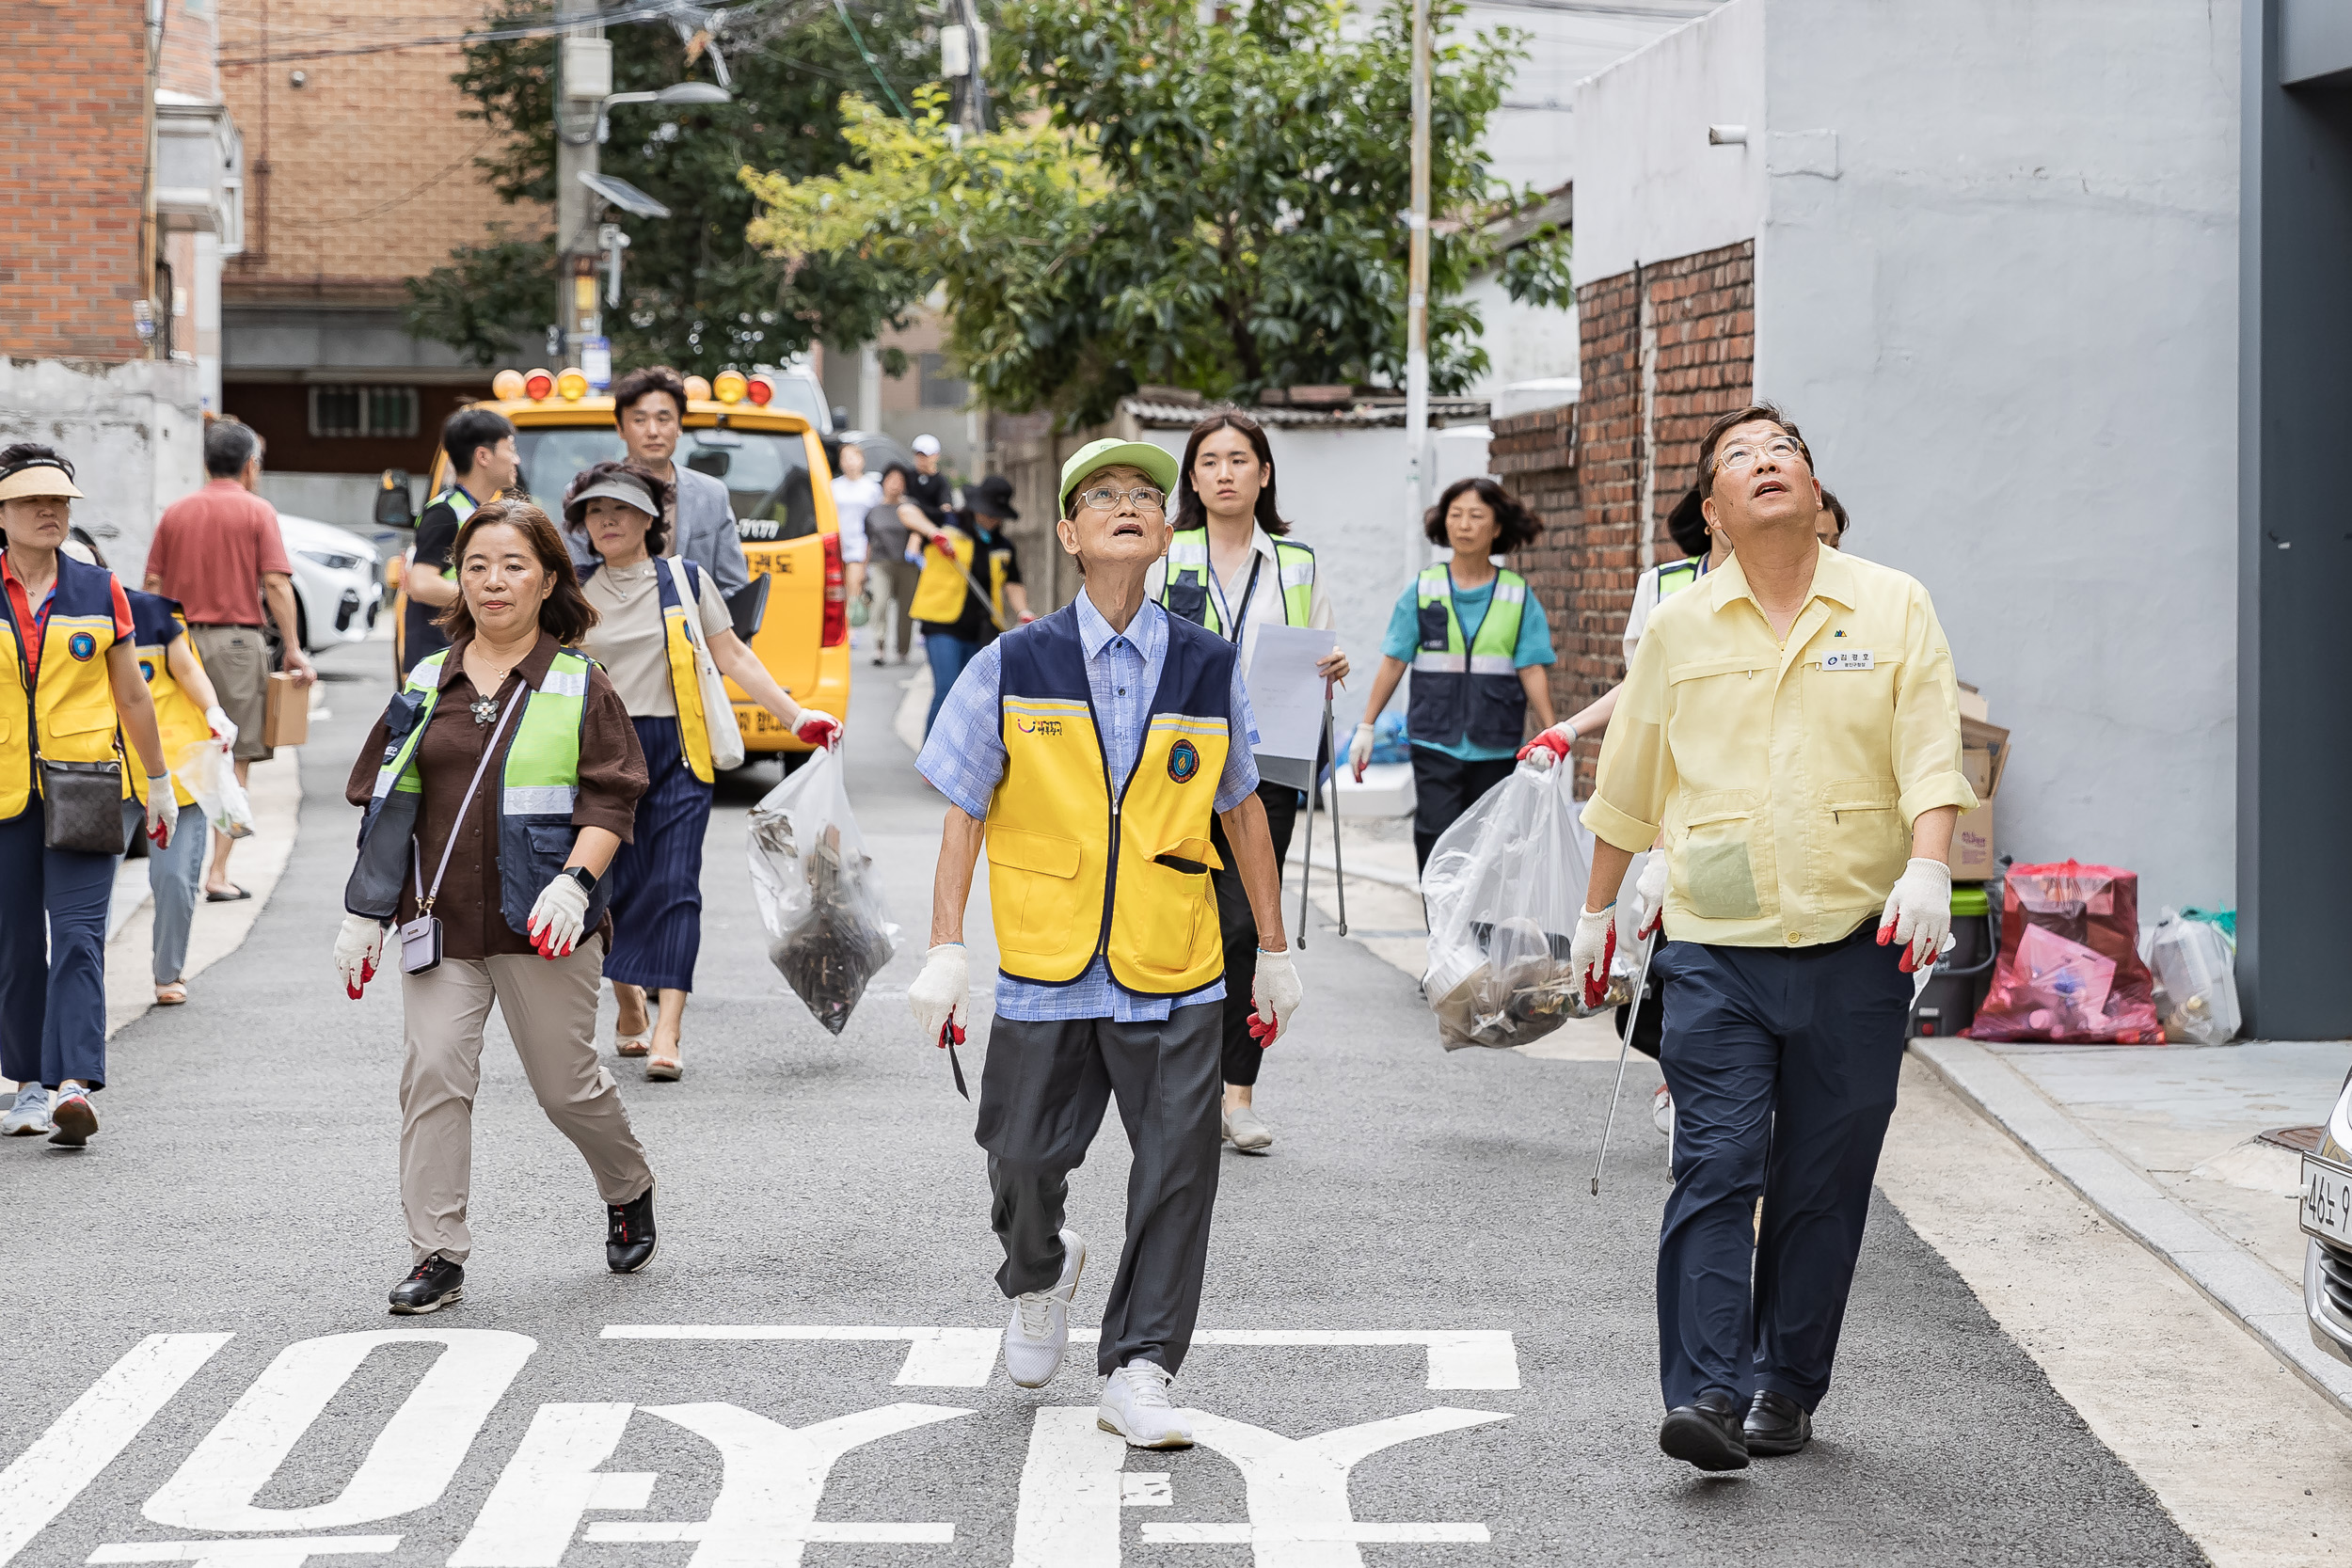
[907,438,1301,1450]
[1567,404,1976,1472]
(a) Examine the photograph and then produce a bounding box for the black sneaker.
[389,1257,464,1315]
[608,1184,657,1274]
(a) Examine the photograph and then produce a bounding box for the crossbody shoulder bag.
[4,593,127,856]
[399,682,526,974]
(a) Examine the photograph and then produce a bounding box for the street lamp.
[597,81,733,144]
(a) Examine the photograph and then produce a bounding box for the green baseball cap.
[1057,438,1179,517]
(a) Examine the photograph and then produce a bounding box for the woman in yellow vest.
[1345,476,1556,870]
[0,445,179,1148]
[903,476,1033,736]
[562,462,840,1081]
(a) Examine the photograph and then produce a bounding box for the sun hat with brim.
[568,476,659,515]
[0,459,84,502]
[1057,438,1178,517]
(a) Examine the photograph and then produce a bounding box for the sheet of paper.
[1244,623,1335,767]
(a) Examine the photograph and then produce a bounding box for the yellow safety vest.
[128,592,212,808]
[909,524,1011,630]
[0,555,126,822]
[983,604,1233,995]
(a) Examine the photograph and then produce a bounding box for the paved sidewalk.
[1914,1032,2352,1409]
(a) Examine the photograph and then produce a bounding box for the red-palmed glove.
[334,914,384,999]
[527,874,590,959]
[1877,858,1953,974]
[1568,904,1618,1011]
[1517,721,1577,770]
[1248,946,1302,1047]
[792,708,842,750]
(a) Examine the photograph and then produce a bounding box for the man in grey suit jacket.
[583,365,751,595]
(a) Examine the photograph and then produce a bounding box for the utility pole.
[1402,0,1433,582]
[555,0,608,366]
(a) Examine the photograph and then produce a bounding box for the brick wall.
[1498,239,1755,789]
[1,0,151,360]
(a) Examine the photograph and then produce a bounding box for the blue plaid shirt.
[917,593,1262,1022]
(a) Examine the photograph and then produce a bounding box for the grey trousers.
[976,1002,1225,1376]
[399,936,653,1266]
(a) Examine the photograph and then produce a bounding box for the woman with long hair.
[338,499,658,1315]
[1147,410,1347,1155]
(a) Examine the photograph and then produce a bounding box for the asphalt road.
[0,636,2202,1567]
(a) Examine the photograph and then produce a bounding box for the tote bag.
[668,556,746,771]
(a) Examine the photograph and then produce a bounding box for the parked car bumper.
[2309,1238,2352,1368]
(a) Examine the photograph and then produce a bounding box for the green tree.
[743,0,1568,425]
[405,0,933,374]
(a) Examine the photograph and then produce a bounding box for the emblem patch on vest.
[1168,737,1200,784]
[139,659,155,682]
[1014,716,1064,737]
[68,632,97,662]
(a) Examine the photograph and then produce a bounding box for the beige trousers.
[398,936,653,1265]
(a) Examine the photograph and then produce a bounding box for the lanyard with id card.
[400,682,526,974]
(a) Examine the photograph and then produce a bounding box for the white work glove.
[143,774,179,849]
[335,914,385,999]
[792,707,842,750]
[1517,721,1577,771]
[908,942,971,1048]
[527,874,591,959]
[203,704,237,750]
[1625,852,1669,942]
[1348,721,1376,782]
[1249,946,1303,1047]
[1877,857,1953,974]
[1568,903,1618,1011]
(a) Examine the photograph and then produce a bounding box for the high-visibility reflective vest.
[582,556,723,784]
[983,605,1233,996]
[1406,564,1529,752]
[0,553,126,822]
[397,488,476,675]
[1657,555,1705,599]
[1158,529,1316,637]
[127,591,211,809]
[908,523,1011,631]
[344,645,606,938]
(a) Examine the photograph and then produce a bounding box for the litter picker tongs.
[1279,678,1347,948]
[1591,924,1661,1196]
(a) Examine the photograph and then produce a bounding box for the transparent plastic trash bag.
[172,736,254,840]
[1422,758,1611,1051]
[746,750,898,1036]
[2147,907,2241,1045]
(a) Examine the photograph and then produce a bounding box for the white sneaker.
[1097,1358,1194,1449]
[2,1086,52,1136]
[1224,1102,1274,1154]
[1652,1085,1675,1136]
[1004,1229,1086,1388]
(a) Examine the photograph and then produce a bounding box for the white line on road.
[86,1538,400,1565]
[0,1333,232,1568]
[447,1402,655,1568]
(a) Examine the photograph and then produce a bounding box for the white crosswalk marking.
[85,1537,401,1565]
[141,1330,534,1533]
[580,1401,971,1566]
[1010,1408,1125,1567]
[446,1403,656,1567]
[0,1333,230,1568]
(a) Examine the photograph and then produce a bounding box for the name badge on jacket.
[1820,650,1875,672]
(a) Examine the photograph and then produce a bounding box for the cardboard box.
[263,672,310,749]
[1953,712,2009,880]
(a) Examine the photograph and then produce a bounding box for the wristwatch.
[564,865,598,895]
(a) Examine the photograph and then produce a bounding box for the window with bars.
[308,386,419,438]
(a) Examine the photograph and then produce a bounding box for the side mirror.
[374,469,415,530]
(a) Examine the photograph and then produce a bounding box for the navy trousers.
[0,807,118,1090]
[1652,927,1913,1413]
[604,716,714,994]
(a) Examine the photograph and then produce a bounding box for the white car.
[277,514,383,652]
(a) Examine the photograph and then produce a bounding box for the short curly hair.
[1423,477,1542,554]
[562,460,672,557]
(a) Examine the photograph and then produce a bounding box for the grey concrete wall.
[1751,0,2241,915]
[0,357,207,586]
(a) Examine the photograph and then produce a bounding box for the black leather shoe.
[1659,1391,1750,1471]
[1744,1388,1812,1457]
[389,1257,464,1315]
[607,1185,657,1274]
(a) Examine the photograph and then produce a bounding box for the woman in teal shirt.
[1348,477,1556,869]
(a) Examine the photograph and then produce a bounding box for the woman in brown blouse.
[334,499,657,1317]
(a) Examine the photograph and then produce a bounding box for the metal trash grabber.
[1320,682,1347,936]
[1290,679,1349,948]
[1591,926,1661,1196]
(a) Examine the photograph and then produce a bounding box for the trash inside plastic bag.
[1370,711,1411,765]
[2147,907,2241,1045]
[746,750,898,1036]
[1422,758,1611,1051]
[1964,860,2160,1043]
[173,737,253,839]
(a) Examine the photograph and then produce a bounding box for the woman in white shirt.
[829,441,882,631]
[1145,411,1347,1155]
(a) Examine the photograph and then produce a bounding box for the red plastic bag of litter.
[1964,860,2162,1043]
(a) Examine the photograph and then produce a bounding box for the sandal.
[644,1045,682,1082]
[614,1028,653,1058]
[154,981,187,1006]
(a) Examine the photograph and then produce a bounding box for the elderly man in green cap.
[909,438,1303,1448]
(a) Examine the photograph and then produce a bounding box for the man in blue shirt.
[909,438,1303,1450]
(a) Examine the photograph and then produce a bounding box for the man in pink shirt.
[145,420,315,900]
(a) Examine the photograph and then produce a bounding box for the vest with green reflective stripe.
[428,488,477,582]
[1656,555,1704,599]
[1406,563,1529,751]
[344,646,610,939]
[1159,529,1316,638]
